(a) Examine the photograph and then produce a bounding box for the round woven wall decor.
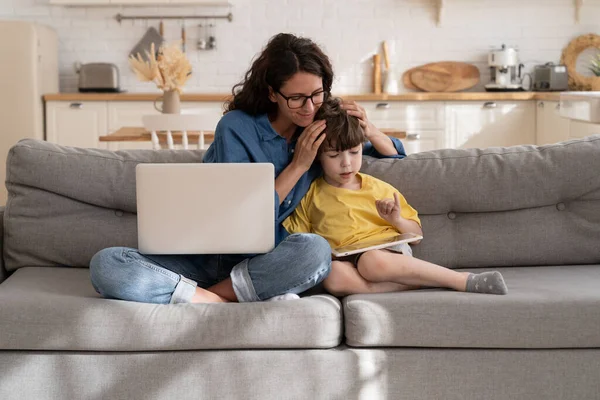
[560,33,600,91]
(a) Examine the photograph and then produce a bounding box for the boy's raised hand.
[376,192,402,224]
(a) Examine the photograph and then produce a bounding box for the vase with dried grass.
[129,42,192,114]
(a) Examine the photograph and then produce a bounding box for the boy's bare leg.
[359,251,467,290]
[357,250,507,294]
[324,260,418,296]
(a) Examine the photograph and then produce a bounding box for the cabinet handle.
[406,133,421,140]
[482,102,497,109]
[555,103,561,110]
[69,102,83,109]
[376,103,390,109]
[538,102,544,108]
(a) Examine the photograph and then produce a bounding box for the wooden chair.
[142,113,215,150]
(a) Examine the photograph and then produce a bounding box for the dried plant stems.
[128,41,192,93]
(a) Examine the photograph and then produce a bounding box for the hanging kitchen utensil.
[197,24,207,50]
[129,27,164,62]
[181,20,186,53]
[207,23,216,49]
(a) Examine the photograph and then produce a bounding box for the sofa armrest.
[0,207,6,284]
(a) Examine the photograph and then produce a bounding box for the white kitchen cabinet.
[445,101,536,149]
[46,101,107,148]
[106,101,157,150]
[402,131,445,154]
[360,101,445,131]
[185,101,226,130]
[105,100,223,150]
[536,101,570,145]
[359,101,447,154]
[108,101,157,131]
[107,101,223,131]
[568,120,600,139]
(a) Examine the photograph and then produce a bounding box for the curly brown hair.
[225,33,334,115]
[315,97,366,153]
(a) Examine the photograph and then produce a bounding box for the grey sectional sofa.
[1,137,600,400]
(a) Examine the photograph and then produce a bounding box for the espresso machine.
[485,44,525,92]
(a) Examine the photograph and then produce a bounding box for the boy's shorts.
[333,242,413,267]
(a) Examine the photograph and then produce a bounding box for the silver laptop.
[136,163,275,255]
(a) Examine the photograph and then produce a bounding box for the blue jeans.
[89,233,331,304]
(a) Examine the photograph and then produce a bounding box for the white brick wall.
[3,0,600,93]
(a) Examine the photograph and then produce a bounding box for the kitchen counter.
[43,92,564,102]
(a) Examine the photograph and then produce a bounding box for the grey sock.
[466,271,508,295]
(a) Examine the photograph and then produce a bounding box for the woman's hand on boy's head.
[340,100,377,139]
[375,192,403,224]
[291,119,327,172]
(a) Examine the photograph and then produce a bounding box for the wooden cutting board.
[402,62,480,92]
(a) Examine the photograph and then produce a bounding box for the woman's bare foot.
[191,287,229,303]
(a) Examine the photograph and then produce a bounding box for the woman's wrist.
[368,131,398,156]
[289,158,310,174]
[363,121,379,140]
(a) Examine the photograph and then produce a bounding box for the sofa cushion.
[0,267,343,351]
[344,265,600,349]
[361,135,600,268]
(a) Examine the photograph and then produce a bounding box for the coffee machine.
[485,44,525,92]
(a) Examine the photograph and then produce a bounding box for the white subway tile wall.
[3,0,600,93]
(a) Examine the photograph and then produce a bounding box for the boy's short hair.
[314,97,366,153]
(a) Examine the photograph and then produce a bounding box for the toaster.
[532,63,569,91]
[78,63,120,92]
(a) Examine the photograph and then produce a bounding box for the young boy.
[283,98,508,296]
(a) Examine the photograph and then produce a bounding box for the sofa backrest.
[3,140,205,272]
[3,136,600,272]
[361,134,600,268]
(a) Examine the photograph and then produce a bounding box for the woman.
[89,33,406,304]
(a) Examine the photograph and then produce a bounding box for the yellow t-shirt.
[282,173,421,249]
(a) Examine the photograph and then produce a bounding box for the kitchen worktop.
[43,92,564,102]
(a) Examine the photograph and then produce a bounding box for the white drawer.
[107,101,225,133]
[402,130,446,154]
[108,101,158,132]
[560,92,600,123]
[569,120,600,139]
[359,101,445,131]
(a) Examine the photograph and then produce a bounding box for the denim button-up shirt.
[203,110,406,247]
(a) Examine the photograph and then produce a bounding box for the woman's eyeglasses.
[277,90,328,109]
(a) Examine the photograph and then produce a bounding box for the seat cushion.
[344,265,600,349]
[0,267,343,351]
